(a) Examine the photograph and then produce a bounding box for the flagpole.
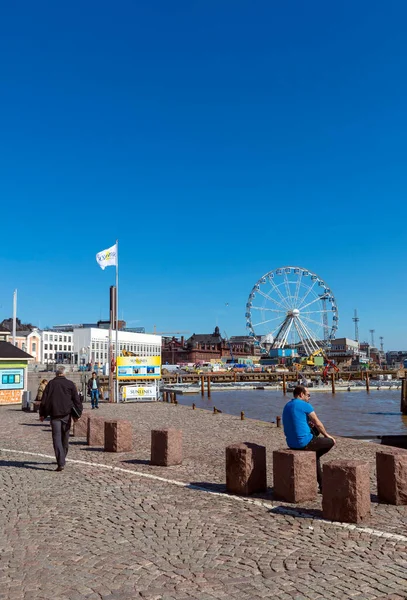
[115,239,119,403]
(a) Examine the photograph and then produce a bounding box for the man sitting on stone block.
[282,385,335,492]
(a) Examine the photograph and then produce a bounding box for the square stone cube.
[322,460,371,523]
[105,420,133,453]
[376,448,407,505]
[226,442,267,496]
[87,416,105,446]
[273,449,317,503]
[72,413,90,437]
[151,429,182,466]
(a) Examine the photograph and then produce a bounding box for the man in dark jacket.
[40,366,83,471]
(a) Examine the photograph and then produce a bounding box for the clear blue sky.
[1,1,406,349]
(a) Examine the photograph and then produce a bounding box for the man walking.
[87,371,100,409]
[282,385,335,492]
[40,366,83,472]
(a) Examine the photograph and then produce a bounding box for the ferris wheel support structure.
[245,266,338,354]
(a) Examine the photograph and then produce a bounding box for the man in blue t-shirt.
[282,385,335,492]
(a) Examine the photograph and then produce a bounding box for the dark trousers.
[301,436,335,489]
[51,414,71,468]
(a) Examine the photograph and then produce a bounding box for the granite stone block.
[151,428,182,466]
[322,460,371,523]
[105,420,133,453]
[273,449,317,503]
[226,442,267,496]
[87,416,105,446]
[376,448,407,505]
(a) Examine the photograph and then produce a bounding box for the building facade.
[326,337,368,366]
[42,329,74,364]
[73,328,161,366]
[13,329,42,363]
[161,327,258,364]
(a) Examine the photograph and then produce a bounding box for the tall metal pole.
[12,289,17,345]
[109,286,115,403]
[115,240,119,403]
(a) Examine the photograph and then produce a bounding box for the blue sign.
[0,368,24,390]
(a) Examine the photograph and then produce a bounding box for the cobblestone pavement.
[1,402,407,599]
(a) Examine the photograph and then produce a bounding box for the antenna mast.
[352,309,359,342]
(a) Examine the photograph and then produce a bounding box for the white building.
[42,330,74,364]
[73,328,161,366]
[326,337,368,364]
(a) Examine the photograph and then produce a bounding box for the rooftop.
[0,341,33,360]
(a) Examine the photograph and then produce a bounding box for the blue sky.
[1,1,406,348]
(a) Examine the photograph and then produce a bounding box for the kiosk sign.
[121,382,158,402]
[116,356,161,380]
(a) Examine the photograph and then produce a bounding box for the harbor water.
[176,389,407,437]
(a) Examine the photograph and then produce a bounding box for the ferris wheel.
[245,266,338,354]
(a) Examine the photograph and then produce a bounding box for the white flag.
[96,243,117,270]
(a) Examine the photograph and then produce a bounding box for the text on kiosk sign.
[116,356,161,379]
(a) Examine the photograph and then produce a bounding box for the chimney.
[181,336,184,345]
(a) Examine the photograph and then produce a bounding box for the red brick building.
[161,327,257,364]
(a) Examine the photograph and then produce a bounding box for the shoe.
[91,406,95,409]
[95,406,99,409]
[56,466,64,472]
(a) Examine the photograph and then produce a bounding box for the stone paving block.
[226,442,267,496]
[376,447,407,505]
[104,419,133,452]
[72,412,90,437]
[273,449,317,503]
[151,428,182,466]
[87,416,105,446]
[322,459,371,523]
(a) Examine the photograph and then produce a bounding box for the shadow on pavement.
[269,505,323,519]
[81,447,104,452]
[188,481,227,493]
[0,459,55,472]
[122,458,150,465]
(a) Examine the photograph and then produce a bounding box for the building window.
[64,336,67,342]
[64,345,67,351]
[59,336,62,342]
[44,353,47,359]
[32,342,36,352]
[44,344,48,350]
[44,334,48,341]
[59,345,62,351]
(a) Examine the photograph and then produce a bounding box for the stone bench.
[376,448,407,505]
[273,449,317,503]
[87,416,105,446]
[105,420,133,453]
[72,412,90,437]
[151,429,182,466]
[322,460,370,523]
[226,442,267,496]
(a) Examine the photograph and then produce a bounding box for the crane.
[223,331,235,364]
[150,326,190,335]
[323,358,339,381]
